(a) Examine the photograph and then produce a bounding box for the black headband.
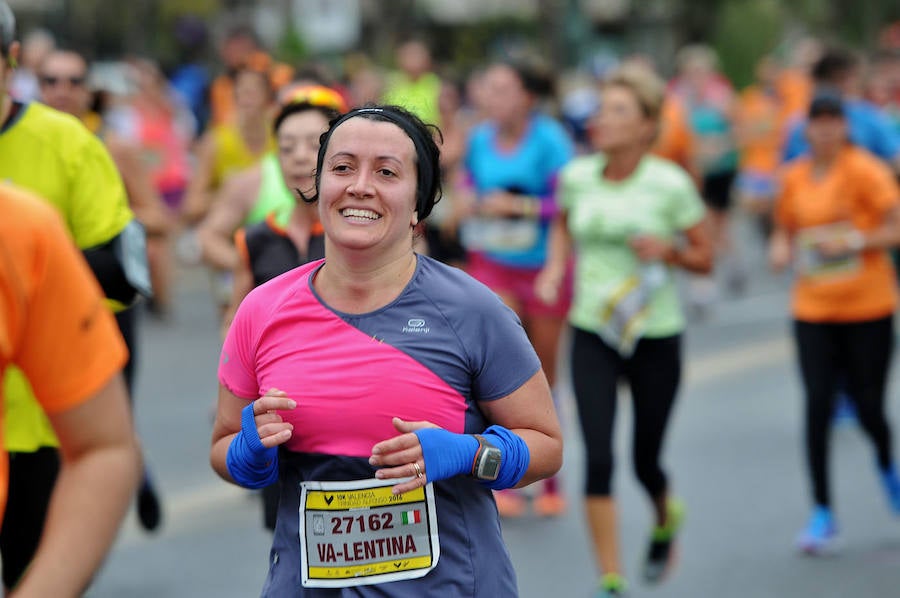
[306,106,440,221]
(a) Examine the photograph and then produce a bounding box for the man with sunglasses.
[0,2,150,590]
[36,45,168,529]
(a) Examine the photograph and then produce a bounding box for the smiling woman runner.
[210,104,563,596]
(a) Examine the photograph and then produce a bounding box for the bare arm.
[476,370,563,487]
[10,374,139,598]
[768,224,792,272]
[369,369,563,494]
[180,133,217,226]
[664,217,715,274]
[221,254,255,340]
[197,169,260,271]
[855,205,900,251]
[535,210,572,305]
[105,135,171,237]
[210,386,295,485]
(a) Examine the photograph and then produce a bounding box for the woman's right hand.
[768,231,792,272]
[535,267,563,305]
[252,388,296,448]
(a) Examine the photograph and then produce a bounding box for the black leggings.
[571,327,682,498]
[0,448,60,589]
[794,316,895,508]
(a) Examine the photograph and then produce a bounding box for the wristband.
[225,402,279,489]
[413,425,531,490]
[414,428,479,482]
[479,425,530,490]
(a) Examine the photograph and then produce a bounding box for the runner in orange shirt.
[769,92,900,555]
[734,55,786,233]
[0,182,139,596]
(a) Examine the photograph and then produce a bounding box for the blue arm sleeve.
[480,425,531,490]
[226,402,279,489]
[414,425,531,490]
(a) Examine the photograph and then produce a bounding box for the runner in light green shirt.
[558,153,705,339]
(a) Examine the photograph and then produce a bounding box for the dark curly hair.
[299,104,443,222]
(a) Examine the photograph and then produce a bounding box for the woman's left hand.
[370,418,438,494]
[629,234,674,262]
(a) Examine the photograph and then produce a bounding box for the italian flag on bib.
[401,510,421,525]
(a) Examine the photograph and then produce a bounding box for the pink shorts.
[466,252,572,319]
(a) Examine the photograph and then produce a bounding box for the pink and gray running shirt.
[219,255,541,596]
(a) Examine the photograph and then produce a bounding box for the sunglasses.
[40,75,85,87]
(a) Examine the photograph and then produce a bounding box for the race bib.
[299,478,440,588]
[795,223,862,280]
[597,263,667,357]
[460,217,539,252]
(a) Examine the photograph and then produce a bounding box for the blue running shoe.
[879,465,900,515]
[796,506,838,555]
[832,394,857,426]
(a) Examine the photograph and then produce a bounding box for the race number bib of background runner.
[794,222,862,280]
[299,478,440,588]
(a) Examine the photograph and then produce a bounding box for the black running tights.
[794,316,895,508]
[571,327,682,498]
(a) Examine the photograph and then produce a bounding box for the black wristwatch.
[472,434,502,481]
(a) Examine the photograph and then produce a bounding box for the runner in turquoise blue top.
[457,61,574,517]
[538,65,713,598]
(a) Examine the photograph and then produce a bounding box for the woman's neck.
[603,146,645,181]
[496,117,528,147]
[811,146,842,177]
[315,246,417,314]
[238,113,268,150]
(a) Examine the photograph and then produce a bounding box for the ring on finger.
[412,462,424,479]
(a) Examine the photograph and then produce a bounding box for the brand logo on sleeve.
[402,318,429,334]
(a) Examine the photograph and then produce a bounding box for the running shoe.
[832,394,857,427]
[493,489,526,518]
[137,470,163,532]
[595,573,627,597]
[642,497,685,584]
[795,506,838,555]
[879,465,900,515]
[533,491,567,517]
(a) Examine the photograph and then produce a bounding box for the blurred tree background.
[7,0,900,87]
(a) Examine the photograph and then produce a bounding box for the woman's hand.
[768,228,792,272]
[252,388,296,449]
[370,418,437,495]
[629,234,674,262]
[479,191,525,218]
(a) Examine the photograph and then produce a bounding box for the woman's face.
[318,117,419,253]
[277,109,330,196]
[481,65,533,128]
[590,84,655,153]
[806,114,847,156]
[234,70,271,115]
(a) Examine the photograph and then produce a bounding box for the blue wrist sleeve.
[414,428,479,482]
[225,402,280,489]
[480,425,531,490]
[413,425,531,490]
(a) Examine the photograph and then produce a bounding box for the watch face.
[479,449,502,480]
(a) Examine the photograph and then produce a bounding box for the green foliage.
[276,26,308,66]
[441,16,541,73]
[712,0,784,89]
